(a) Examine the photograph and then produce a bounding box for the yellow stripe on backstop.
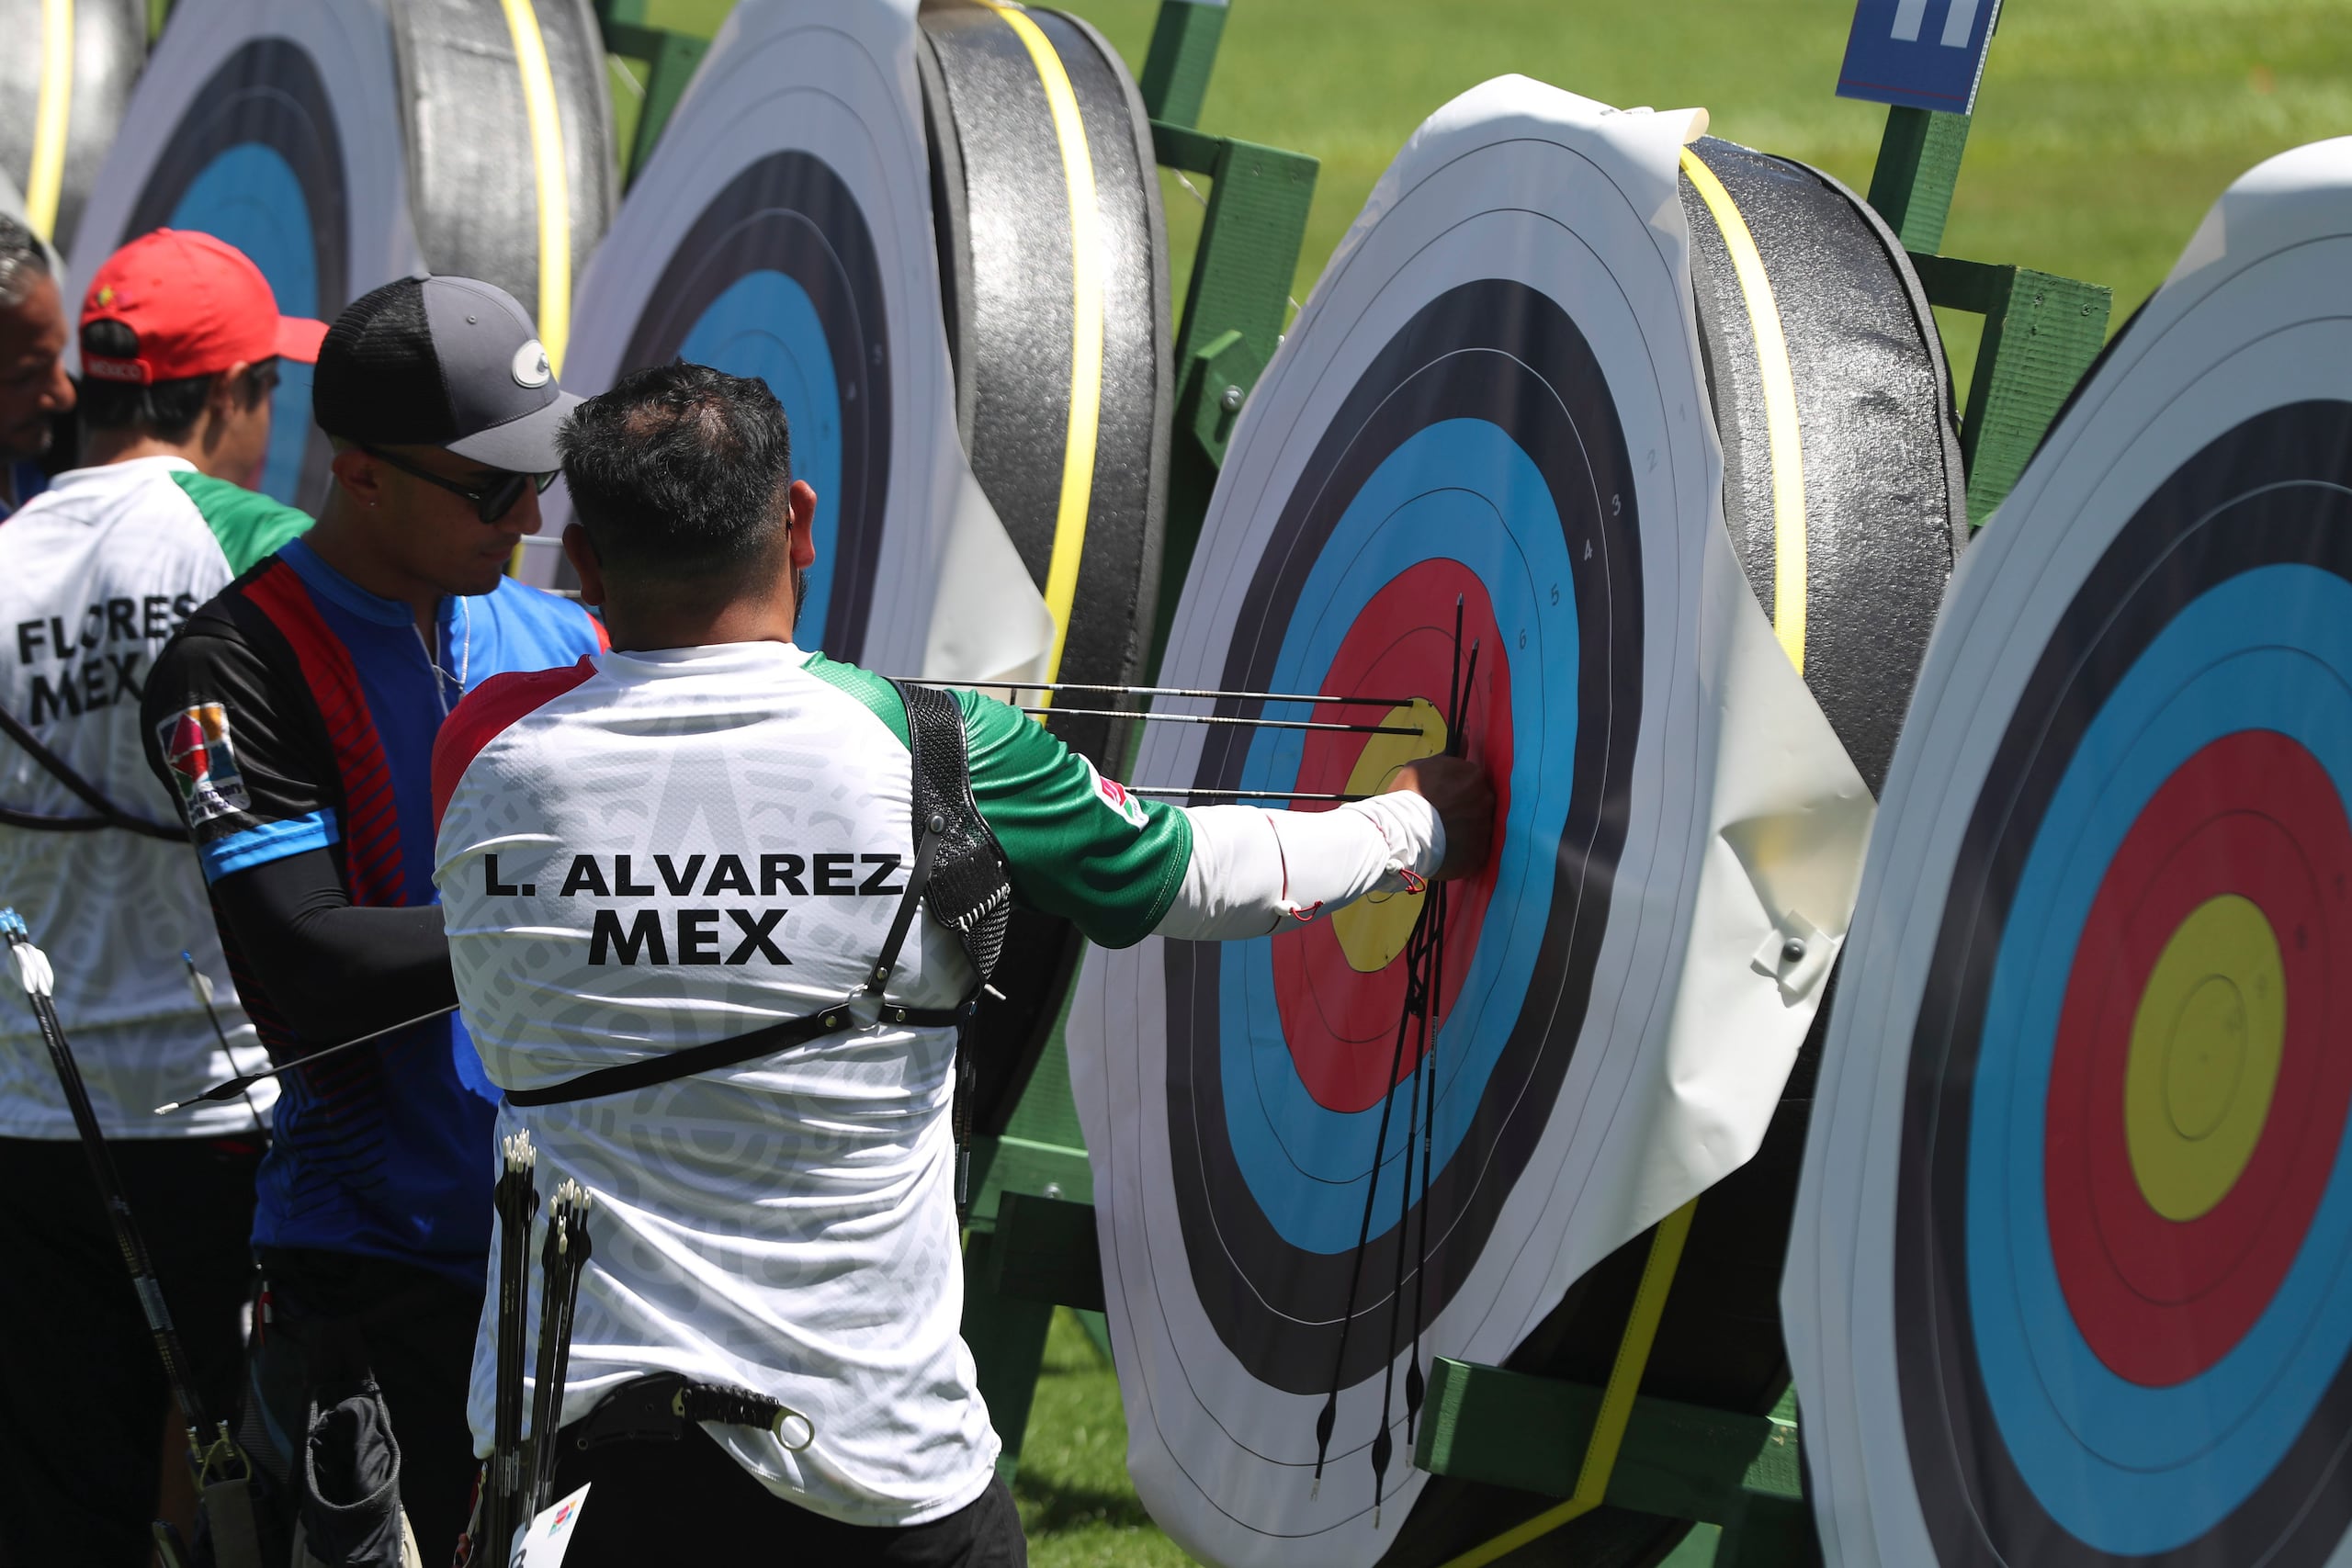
[1680,146,1808,675]
[26,0,74,242]
[976,0,1105,702]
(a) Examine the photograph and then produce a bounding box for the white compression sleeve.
[1153,792,1447,942]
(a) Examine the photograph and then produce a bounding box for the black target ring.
[1165,278,1643,1393]
[1896,398,2352,1568]
[617,152,893,661]
[121,38,348,506]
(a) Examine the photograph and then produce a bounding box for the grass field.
[616,3,2351,1562]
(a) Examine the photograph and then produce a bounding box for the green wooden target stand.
[588,5,2111,1562]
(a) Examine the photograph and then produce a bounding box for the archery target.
[1378,131,1970,1568]
[70,0,612,510]
[1785,138,2352,1568]
[0,0,144,255]
[540,0,984,681]
[918,0,1172,1134]
[1069,79,1872,1568]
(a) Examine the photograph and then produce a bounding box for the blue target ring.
[616,152,889,660]
[677,271,843,649]
[1967,567,2352,1551]
[1162,279,1643,1392]
[124,39,348,508]
[1218,419,1574,1251]
[170,144,318,502]
[1897,400,2352,1567]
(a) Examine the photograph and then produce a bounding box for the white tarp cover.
[1069,76,1872,1568]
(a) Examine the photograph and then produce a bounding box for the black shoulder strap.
[0,701,189,843]
[889,680,1011,986]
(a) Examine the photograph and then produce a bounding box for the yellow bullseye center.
[2123,894,2286,1222]
[1329,700,1446,974]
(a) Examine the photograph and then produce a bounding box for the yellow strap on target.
[975,0,1105,704]
[496,0,571,374]
[1680,145,1807,675]
[497,0,571,581]
[26,0,74,242]
[1437,1200,1699,1568]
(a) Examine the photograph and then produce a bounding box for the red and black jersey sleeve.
[140,589,342,885]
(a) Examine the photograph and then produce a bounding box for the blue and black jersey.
[141,537,604,1280]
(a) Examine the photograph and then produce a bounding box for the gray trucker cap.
[311,274,579,472]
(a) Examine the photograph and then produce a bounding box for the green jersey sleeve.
[171,470,314,573]
[802,654,1194,949]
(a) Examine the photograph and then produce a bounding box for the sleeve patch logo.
[1085,758,1149,830]
[156,703,251,826]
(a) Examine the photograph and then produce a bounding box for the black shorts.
[0,1134,261,1568]
[544,1422,1026,1568]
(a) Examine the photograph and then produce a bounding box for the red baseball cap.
[79,229,328,386]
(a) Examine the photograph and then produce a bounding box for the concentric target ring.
[613,152,892,658]
[120,37,347,503]
[1898,401,2352,1564]
[544,1,964,674]
[1785,141,2352,1568]
[1169,277,1641,1393]
[1069,81,1874,1568]
[74,0,611,509]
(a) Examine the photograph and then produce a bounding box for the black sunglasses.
[358,444,556,524]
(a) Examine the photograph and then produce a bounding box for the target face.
[74,0,609,512]
[1901,403,2352,1564]
[1071,81,1871,1568]
[1167,279,1641,1390]
[613,151,890,657]
[121,36,345,503]
[1787,140,2352,1568]
[546,1,966,676]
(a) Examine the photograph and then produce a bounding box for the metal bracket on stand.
[1865,105,2113,525]
[594,14,713,188]
[1146,121,1317,671]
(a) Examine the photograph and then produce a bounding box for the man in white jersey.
[0,228,322,1563]
[432,363,1492,1563]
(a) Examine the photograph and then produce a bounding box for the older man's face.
[0,273,74,462]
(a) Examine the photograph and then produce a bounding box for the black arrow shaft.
[156,1001,463,1112]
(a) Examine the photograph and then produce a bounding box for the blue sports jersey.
[141,537,605,1280]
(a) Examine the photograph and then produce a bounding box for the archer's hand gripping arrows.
[0,910,266,1566]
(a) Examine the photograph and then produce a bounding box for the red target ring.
[2044,729,2352,1386]
[1271,560,1512,1112]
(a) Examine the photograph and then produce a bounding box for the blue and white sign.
[1837,0,2001,113]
